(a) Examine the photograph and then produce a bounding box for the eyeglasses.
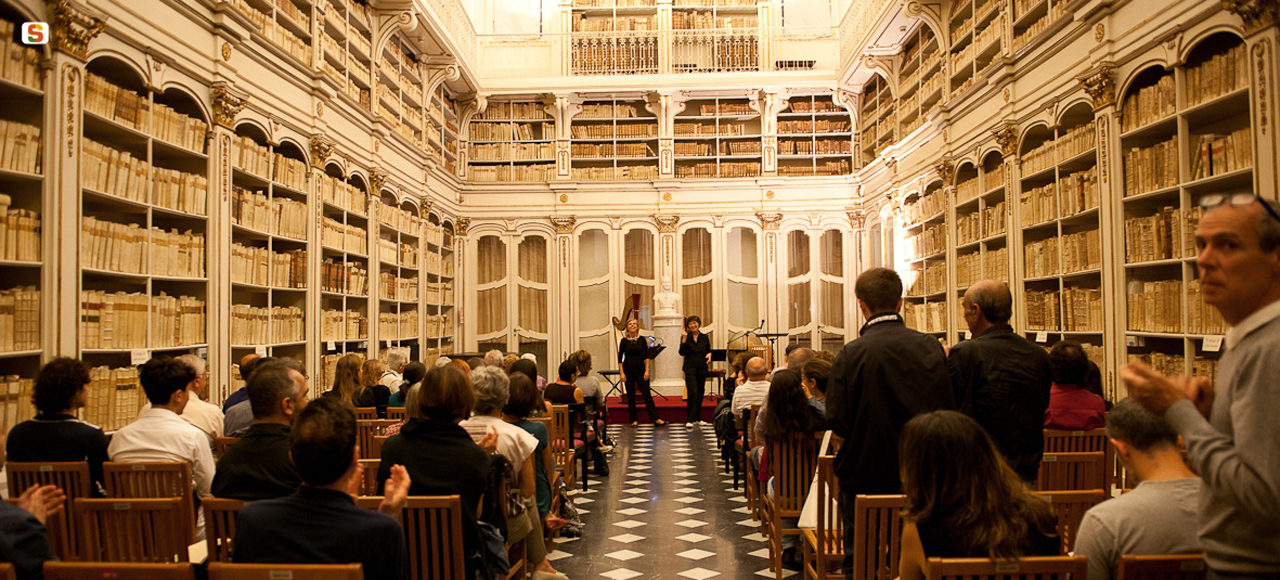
[1199,193,1280,223]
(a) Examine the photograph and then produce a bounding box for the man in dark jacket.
[949,279,1052,483]
[212,361,309,500]
[827,268,954,566]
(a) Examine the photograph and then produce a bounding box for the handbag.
[798,431,837,529]
[469,521,512,580]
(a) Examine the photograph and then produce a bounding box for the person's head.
[466,357,485,371]
[731,352,751,378]
[403,384,424,420]
[1106,398,1185,478]
[248,362,309,422]
[962,280,1013,333]
[1194,195,1280,325]
[520,353,537,365]
[786,347,815,371]
[761,370,820,441]
[449,359,472,375]
[813,349,835,363]
[332,353,364,405]
[685,315,702,333]
[484,349,505,367]
[418,365,474,423]
[626,318,640,336]
[502,373,539,419]
[1048,341,1089,386]
[501,353,519,372]
[1081,361,1106,402]
[557,359,578,383]
[434,356,452,368]
[470,366,510,416]
[855,268,904,318]
[139,356,196,411]
[175,355,208,398]
[510,359,539,387]
[289,396,357,487]
[33,357,91,414]
[569,350,593,377]
[784,343,801,357]
[400,361,427,397]
[745,356,768,380]
[899,411,1054,559]
[238,354,268,383]
[385,349,408,373]
[801,359,831,397]
[361,359,387,388]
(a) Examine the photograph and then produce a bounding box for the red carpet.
[603,394,720,424]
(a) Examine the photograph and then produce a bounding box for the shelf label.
[327,341,337,351]
[1126,335,1144,347]
[254,345,268,356]
[358,341,368,349]
[196,347,207,359]
[1035,331,1048,344]
[385,340,393,348]
[1203,336,1224,353]
[130,349,150,365]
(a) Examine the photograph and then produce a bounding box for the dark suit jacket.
[212,423,300,500]
[678,332,712,372]
[0,502,54,580]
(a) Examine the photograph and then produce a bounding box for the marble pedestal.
[651,313,684,396]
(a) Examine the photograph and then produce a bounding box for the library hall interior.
[2,0,1279,578]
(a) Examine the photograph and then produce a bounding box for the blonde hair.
[331,353,364,405]
[360,359,387,388]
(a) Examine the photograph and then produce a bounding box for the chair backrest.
[924,556,1088,580]
[0,563,11,580]
[355,407,378,421]
[373,435,390,459]
[43,562,195,580]
[1116,555,1206,580]
[746,403,761,449]
[766,433,819,514]
[208,563,364,580]
[1037,452,1105,491]
[851,494,908,580]
[359,459,381,496]
[103,462,196,545]
[75,498,188,563]
[813,455,843,560]
[202,498,247,563]
[358,495,466,580]
[549,405,574,483]
[389,407,407,421]
[357,420,399,459]
[214,437,241,460]
[5,461,92,560]
[1035,490,1106,554]
[1044,429,1111,491]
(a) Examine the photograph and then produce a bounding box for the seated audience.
[6,357,110,496]
[800,358,831,416]
[1082,361,1113,411]
[380,349,408,388]
[233,397,410,580]
[467,357,487,372]
[142,355,223,443]
[570,350,608,448]
[503,373,559,525]
[897,410,1059,580]
[484,349,505,368]
[109,356,216,538]
[384,384,420,437]
[212,361,310,500]
[1044,341,1107,430]
[502,353,520,373]
[0,483,65,580]
[541,360,608,477]
[387,361,427,408]
[510,359,542,395]
[356,359,392,416]
[1074,398,1201,580]
[223,356,278,436]
[323,353,364,406]
[521,353,548,390]
[731,356,771,420]
[223,353,261,411]
[755,369,827,570]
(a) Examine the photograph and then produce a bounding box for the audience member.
[1044,341,1106,430]
[730,356,770,420]
[324,353,364,406]
[384,385,420,437]
[799,358,830,416]
[212,362,310,500]
[223,353,262,411]
[108,356,215,538]
[503,373,558,525]
[569,350,604,410]
[752,346,816,434]
[381,349,408,388]
[771,343,802,377]
[827,268,954,566]
[225,357,306,436]
[484,349,505,368]
[233,397,409,580]
[1123,195,1280,576]
[812,349,835,363]
[896,411,1059,580]
[141,355,223,443]
[521,353,548,390]
[6,357,110,496]
[949,280,1051,482]
[1081,361,1112,411]
[541,360,608,477]
[356,359,392,415]
[388,361,427,407]
[755,369,825,571]
[502,353,520,373]
[467,357,486,372]
[0,484,65,580]
[1073,398,1201,580]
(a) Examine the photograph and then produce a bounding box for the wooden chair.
[924,556,1087,580]
[389,407,407,421]
[549,405,576,490]
[731,406,753,492]
[1044,429,1111,490]
[736,403,762,520]
[103,462,197,545]
[208,563,363,580]
[1037,452,1106,491]
[355,407,378,421]
[850,495,908,580]
[800,454,843,580]
[359,459,381,496]
[762,433,820,579]
[373,435,390,459]
[358,496,466,580]
[43,562,195,580]
[500,461,528,580]
[5,461,92,560]
[202,498,247,563]
[75,498,188,563]
[0,563,11,580]
[1117,555,1206,580]
[567,402,593,492]
[214,437,241,460]
[357,420,399,459]
[1035,490,1106,555]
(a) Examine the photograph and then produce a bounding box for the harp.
[611,293,641,331]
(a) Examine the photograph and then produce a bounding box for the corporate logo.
[21,22,48,45]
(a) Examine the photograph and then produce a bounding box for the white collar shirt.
[460,415,537,470]
[107,407,216,498]
[141,396,224,443]
[1225,298,1280,350]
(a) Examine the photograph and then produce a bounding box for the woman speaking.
[678,315,712,427]
[619,318,663,427]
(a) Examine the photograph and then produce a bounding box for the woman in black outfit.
[618,318,662,426]
[678,315,712,426]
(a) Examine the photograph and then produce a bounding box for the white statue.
[654,278,680,316]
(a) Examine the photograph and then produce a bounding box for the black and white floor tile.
[549,423,796,580]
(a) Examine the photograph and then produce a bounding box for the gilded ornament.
[559,194,568,203]
[756,212,783,230]
[222,42,232,61]
[1095,23,1105,42]
[48,0,105,60]
[316,102,324,117]
[847,209,868,229]
[1222,0,1279,34]
[1255,42,1269,134]
[663,192,672,201]
[992,121,1019,157]
[211,82,246,129]
[653,214,680,233]
[1078,62,1117,111]
[454,217,470,237]
[310,134,334,169]
[766,190,775,199]
[935,157,955,184]
[550,216,576,234]
[369,168,387,193]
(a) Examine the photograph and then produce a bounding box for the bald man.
[730,356,770,420]
[949,279,1051,483]
[221,353,263,412]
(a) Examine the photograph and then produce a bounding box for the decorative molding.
[1222,0,1279,35]
[847,209,867,229]
[310,134,334,169]
[64,65,78,157]
[1077,61,1117,111]
[1094,23,1105,42]
[48,0,105,61]
[425,61,461,101]
[369,168,387,194]
[756,211,783,230]
[992,121,1019,157]
[934,156,955,184]
[221,42,232,61]
[653,214,680,233]
[1255,42,1270,134]
[211,82,246,129]
[550,216,576,234]
[454,217,471,237]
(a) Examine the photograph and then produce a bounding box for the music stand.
[757,333,789,366]
[646,345,669,400]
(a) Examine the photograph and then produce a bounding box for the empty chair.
[5,461,91,560]
[202,498,247,563]
[207,563,363,580]
[1117,555,1206,580]
[924,556,1087,580]
[75,498,188,563]
[1037,452,1106,491]
[800,454,845,580]
[358,496,466,580]
[850,495,909,580]
[103,461,198,544]
[761,434,819,579]
[43,562,194,580]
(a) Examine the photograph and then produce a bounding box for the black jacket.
[6,414,110,496]
[678,332,712,372]
[826,313,954,493]
[0,501,54,580]
[212,423,300,500]
[947,324,1052,482]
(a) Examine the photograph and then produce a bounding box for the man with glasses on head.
[1124,193,1280,579]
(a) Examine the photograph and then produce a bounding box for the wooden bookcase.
[954,151,1011,296]
[673,96,761,178]
[318,165,370,367]
[571,97,660,181]
[467,100,556,182]
[902,181,948,336]
[1011,0,1072,53]
[947,0,1004,101]
[318,0,374,112]
[373,195,422,361]
[896,24,943,139]
[858,74,896,167]
[671,0,760,74]
[777,93,854,177]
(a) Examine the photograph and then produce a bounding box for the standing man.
[1123,194,1280,577]
[827,268,953,565]
[949,280,1051,483]
[678,315,712,427]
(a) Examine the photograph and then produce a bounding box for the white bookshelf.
[466,100,556,183]
[858,74,895,166]
[777,93,854,177]
[896,24,942,139]
[948,0,1004,101]
[423,212,456,364]
[902,180,948,336]
[318,164,370,364]
[318,0,373,112]
[673,96,760,178]
[373,194,422,360]
[572,97,660,181]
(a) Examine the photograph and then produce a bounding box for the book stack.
[1126,279,1182,332]
[230,304,304,345]
[957,211,981,245]
[84,73,149,131]
[379,309,420,341]
[1189,127,1252,180]
[151,293,205,347]
[0,195,40,262]
[1184,206,1204,258]
[467,164,555,182]
[982,164,1006,192]
[982,200,1006,237]
[1024,237,1058,278]
[321,258,368,295]
[720,141,759,156]
[984,247,1008,282]
[1187,279,1227,335]
[152,167,208,216]
[321,217,367,254]
[907,189,946,223]
[1193,356,1219,388]
[81,217,146,274]
[779,120,814,134]
[232,187,308,240]
[1061,228,1102,273]
[1128,352,1185,381]
[0,21,42,90]
[1186,41,1248,107]
[79,290,150,349]
[1121,73,1176,132]
[0,119,41,175]
[909,223,946,258]
[319,174,368,214]
[1020,183,1057,226]
[151,102,209,153]
[149,226,206,278]
[426,314,448,338]
[0,374,35,434]
[1125,207,1180,263]
[272,153,308,191]
[0,286,38,352]
[83,365,142,432]
[82,139,150,200]
[234,136,271,177]
[379,271,419,302]
[1063,286,1102,331]
[319,354,340,393]
[231,242,306,288]
[1057,124,1096,160]
[375,201,421,236]
[675,142,713,156]
[923,262,946,295]
[957,251,981,287]
[903,300,946,333]
[1058,166,1099,216]
[322,309,367,341]
[956,175,981,203]
[1025,288,1061,330]
[1124,138,1179,195]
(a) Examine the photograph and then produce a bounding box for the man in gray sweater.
[1124,194,1280,576]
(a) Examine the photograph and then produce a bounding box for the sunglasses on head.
[1199,193,1280,223]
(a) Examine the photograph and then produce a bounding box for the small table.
[599,370,623,398]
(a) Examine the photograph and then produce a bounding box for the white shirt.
[108,407,216,499]
[1225,298,1280,350]
[460,414,537,469]
[732,379,772,419]
[144,396,223,443]
[379,370,403,389]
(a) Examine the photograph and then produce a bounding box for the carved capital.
[1222,0,1279,35]
[1077,61,1117,111]
[935,156,955,184]
[756,211,784,230]
[653,214,680,233]
[369,168,387,193]
[454,217,471,237]
[550,216,576,234]
[847,209,868,229]
[47,0,105,61]
[992,121,1019,157]
[310,134,334,168]
[211,82,247,129]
